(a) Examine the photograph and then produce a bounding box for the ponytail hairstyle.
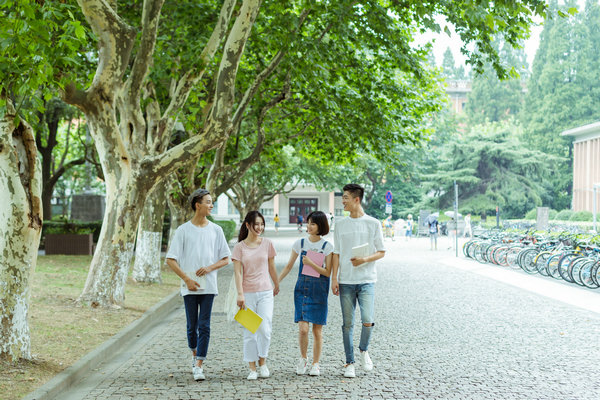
[238,210,266,242]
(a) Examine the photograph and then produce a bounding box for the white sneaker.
[360,351,373,371]
[308,363,320,376]
[247,370,258,380]
[258,364,270,378]
[193,366,205,381]
[343,364,356,378]
[296,357,308,375]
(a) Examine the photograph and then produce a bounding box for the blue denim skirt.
[294,274,329,325]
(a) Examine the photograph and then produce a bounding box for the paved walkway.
[59,232,600,399]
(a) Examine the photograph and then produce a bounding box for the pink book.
[302,250,325,277]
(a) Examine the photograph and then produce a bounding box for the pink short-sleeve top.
[232,237,277,293]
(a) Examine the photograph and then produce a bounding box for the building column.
[329,191,335,214]
[274,194,280,216]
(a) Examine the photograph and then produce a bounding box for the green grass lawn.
[0,255,179,400]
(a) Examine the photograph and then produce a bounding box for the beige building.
[562,121,600,212]
[214,184,343,226]
[446,80,471,114]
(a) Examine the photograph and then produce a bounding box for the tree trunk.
[0,107,43,361]
[132,181,166,283]
[166,180,191,247]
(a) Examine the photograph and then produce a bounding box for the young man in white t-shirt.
[166,188,231,381]
[331,184,385,378]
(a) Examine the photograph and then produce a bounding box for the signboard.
[385,203,392,214]
[537,207,549,230]
[385,191,393,204]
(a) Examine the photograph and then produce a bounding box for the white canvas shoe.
[247,370,258,380]
[193,366,205,381]
[258,364,270,378]
[308,363,320,376]
[343,364,356,378]
[296,357,308,375]
[360,351,373,371]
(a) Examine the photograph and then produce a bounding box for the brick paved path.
[62,233,600,399]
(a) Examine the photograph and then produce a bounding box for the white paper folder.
[351,243,370,258]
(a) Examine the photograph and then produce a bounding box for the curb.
[23,290,182,400]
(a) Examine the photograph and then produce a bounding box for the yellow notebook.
[234,307,263,334]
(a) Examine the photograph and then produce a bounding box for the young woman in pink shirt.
[232,211,280,380]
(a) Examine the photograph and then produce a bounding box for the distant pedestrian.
[278,211,333,376]
[331,184,385,378]
[232,211,279,380]
[166,188,231,381]
[297,214,304,232]
[463,213,472,238]
[405,214,413,241]
[274,214,280,232]
[428,217,439,250]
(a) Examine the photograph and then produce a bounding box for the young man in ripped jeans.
[331,183,386,378]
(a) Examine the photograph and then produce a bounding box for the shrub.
[570,211,593,222]
[549,209,558,220]
[525,208,537,220]
[555,210,573,221]
[208,217,237,241]
[41,220,103,249]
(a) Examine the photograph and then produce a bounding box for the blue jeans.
[339,283,375,364]
[183,294,215,360]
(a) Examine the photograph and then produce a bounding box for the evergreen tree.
[423,120,554,218]
[465,40,528,125]
[521,0,600,210]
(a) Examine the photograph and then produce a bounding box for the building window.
[260,208,274,216]
[228,202,240,215]
[335,208,344,216]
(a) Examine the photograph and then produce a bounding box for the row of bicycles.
[463,230,600,289]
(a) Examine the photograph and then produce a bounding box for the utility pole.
[454,180,458,257]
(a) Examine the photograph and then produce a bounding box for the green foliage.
[521,0,600,210]
[525,208,537,220]
[555,209,574,220]
[41,220,103,243]
[465,39,528,125]
[570,210,592,221]
[208,217,237,242]
[0,0,89,120]
[422,119,555,219]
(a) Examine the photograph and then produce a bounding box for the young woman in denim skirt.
[279,211,333,376]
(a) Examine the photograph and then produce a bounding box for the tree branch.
[128,0,165,103]
[160,0,237,122]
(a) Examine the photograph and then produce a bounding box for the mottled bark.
[0,100,43,361]
[132,181,166,283]
[63,0,261,306]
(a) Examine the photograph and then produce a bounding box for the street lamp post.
[594,183,600,233]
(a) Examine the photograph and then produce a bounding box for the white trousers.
[243,290,274,362]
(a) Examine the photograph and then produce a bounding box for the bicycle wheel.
[535,252,552,276]
[546,254,562,280]
[569,257,587,286]
[579,260,600,288]
[557,253,578,283]
[519,249,539,274]
[505,247,523,269]
[592,261,600,287]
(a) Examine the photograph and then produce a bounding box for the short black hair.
[307,211,329,236]
[343,183,364,202]
[189,188,210,212]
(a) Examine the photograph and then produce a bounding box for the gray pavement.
[56,231,600,399]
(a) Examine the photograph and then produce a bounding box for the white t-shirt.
[166,221,231,296]
[333,215,385,284]
[292,237,334,257]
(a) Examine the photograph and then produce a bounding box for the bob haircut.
[306,211,329,236]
